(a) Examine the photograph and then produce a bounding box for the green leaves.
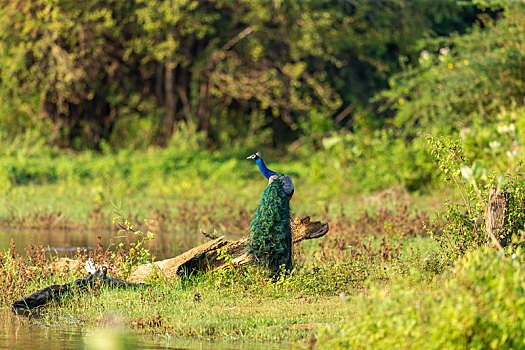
[0,0,475,149]
[379,2,525,140]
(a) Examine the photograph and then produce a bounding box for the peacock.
[246,150,294,277]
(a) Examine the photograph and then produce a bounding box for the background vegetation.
[0,0,522,195]
[0,0,480,149]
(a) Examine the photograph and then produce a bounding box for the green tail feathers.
[248,174,292,274]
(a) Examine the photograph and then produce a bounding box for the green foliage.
[0,0,478,149]
[0,143,436,226]
[426,134,524,268]
[461,106,524,175]
[111,208,156,278]
[294,129,437,193]
[319,247,525,349]
[379,1,525,139]
[2,0,508,195]
[347,0,525,193]
[502,169,525,241]
[426,135,488,265]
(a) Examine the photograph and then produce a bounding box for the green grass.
[4,178,522,349]
[0,148,450,230]
[0,257,378,342]
[5,243,525,348]
[1,229,438,345]
[65,283,344,341]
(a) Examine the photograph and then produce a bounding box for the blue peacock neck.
[255,158,276,179]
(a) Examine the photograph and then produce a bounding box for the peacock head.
[247,150,277,179]
[246,150,263,160]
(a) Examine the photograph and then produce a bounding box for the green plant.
[379,1,525,140]
[426,135,524,269]
[426,135,487,263]
[111,207,156,278]
[210,247,237,288]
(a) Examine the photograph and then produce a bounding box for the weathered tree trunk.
[14,217,328,310]
[164,55,176,140]
[485,187,510,248]
[127,216,329,283]
[155,64,163,103]
[197,78,211,134]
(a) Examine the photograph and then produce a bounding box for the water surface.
[1,312,291,350]
[0,227,216,261]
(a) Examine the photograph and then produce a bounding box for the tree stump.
[485,187,510,248]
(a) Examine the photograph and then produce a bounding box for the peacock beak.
[247,154,257,160]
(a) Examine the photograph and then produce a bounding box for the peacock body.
[247,151,293,275]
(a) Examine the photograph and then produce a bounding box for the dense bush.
[339,0,525,191]
[424,134,524,267]
[379,1,525,139]
[319,247,525,349]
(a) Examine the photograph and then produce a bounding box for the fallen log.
[127,216,329,283]
[12,216,328,310]
[12,259,149,313]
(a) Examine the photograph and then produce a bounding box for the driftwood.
[128,216,329,283]
[12,260,149,312]
[485,187,510,248]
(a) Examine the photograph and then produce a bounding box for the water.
[1,313,291,350]
[0,227,213,261]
